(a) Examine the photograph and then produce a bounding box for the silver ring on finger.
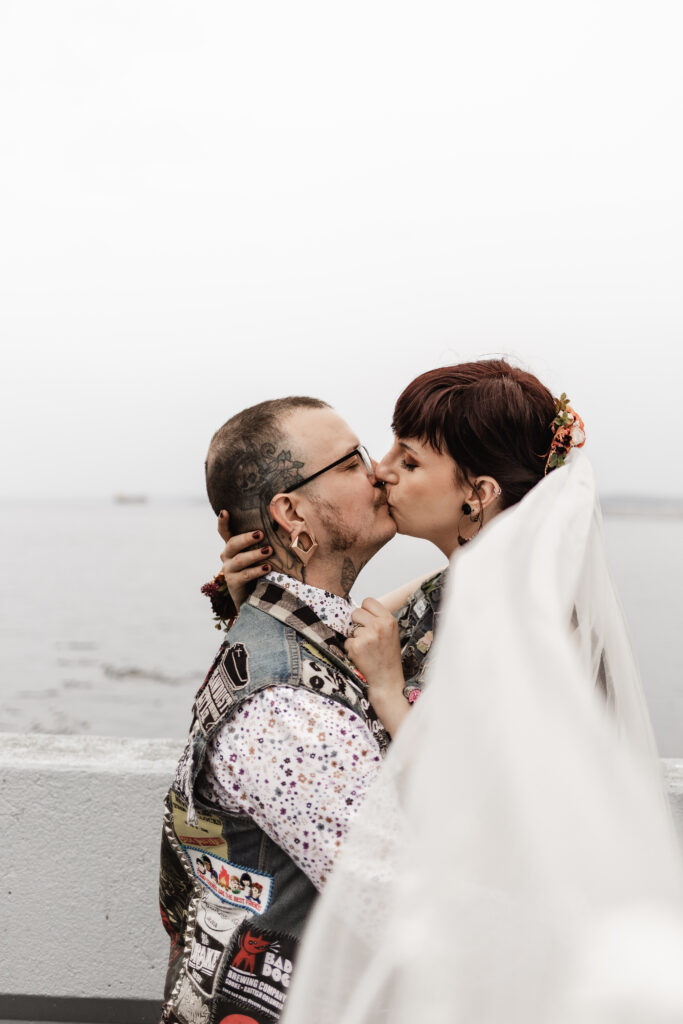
[348,622,363,638]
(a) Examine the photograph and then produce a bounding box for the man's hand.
[217,511,272,612]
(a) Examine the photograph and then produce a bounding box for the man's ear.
[269,492,305,535]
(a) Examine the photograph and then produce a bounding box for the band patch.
[196,643,250,734]
[218,923,298,1023]
[187,898,249,996]
[185,847,272,914]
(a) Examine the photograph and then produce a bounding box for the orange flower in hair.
[545,393,586,474]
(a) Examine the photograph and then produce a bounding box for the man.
[159,396,396,1024]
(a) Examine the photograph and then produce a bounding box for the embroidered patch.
[185,848,273,914]
[218,922,298,1023]
[300,656,390,752]
[171,791,230,862]
[173,973,211,1024]
[187,898,249,997]
[415,629,433,655]
[173,738,194,800]
[301,656,356,700]
[301,641,336,669]
[195,643,250,733]
[223,643,250,688]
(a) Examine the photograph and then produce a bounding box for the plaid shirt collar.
[247,577,356,676]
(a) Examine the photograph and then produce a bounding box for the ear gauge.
[289,529,319,565]
[457,508,470,547]
[458,501,483,546]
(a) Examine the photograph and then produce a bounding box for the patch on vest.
[185,846,273,914]
[173,973,210,1024]
[186,897,249,997]
[301,653,390,753]
[218,922,298,1023]
[195,643,250,734]
[170,790,230,861]
[301,650,361,701]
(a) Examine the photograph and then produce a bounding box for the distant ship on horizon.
[113,493,148,505]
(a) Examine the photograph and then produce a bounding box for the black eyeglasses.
[284,445,374,493]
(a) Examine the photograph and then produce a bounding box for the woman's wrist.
[371,695,410,739]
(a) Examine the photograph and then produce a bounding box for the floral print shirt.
[262,571,356,634]
[198,579,382,891]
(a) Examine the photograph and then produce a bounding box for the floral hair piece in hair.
[545,393,586,474]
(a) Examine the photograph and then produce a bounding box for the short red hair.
[392,360,556,509]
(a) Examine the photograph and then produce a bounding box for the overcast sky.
[2,1,682,499]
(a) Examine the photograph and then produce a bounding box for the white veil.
[283,452,683,1024]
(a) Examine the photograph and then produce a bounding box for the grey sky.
[2,1,682,499]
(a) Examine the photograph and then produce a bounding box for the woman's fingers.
[219,524,265,558]
[360,596,388,617]
[350,600,394,631]
[231,562,272,584]
[220,543,271,575]
[217,510,232,543]
[217,512,267,553]
[350,606,374,629]
[220,548,270,581]
[216,523,273,613]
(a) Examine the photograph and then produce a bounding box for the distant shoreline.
[602,499,683,519]
[2,495,683,518]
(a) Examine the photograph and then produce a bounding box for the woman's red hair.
[392,360,556,509]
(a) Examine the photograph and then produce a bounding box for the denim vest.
[159,578,389,1024]
[395,569,446,700]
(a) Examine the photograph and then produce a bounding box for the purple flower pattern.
[198,686,382,890]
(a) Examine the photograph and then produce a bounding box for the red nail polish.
[261,546,270,554]
[262,564,270,572]
[252,531,261,539]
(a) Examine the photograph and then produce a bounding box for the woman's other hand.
[345,598,409,737]
[217,510,272,612]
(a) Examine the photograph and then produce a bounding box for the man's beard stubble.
[312,488,388,553]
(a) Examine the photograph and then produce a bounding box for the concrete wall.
[1,734,682,1013]
[0,733,183,1009]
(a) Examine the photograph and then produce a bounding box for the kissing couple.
[160,359,683,1024]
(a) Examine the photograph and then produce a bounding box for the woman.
[216,360,683,1022]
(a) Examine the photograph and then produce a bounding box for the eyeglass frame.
[283,444,374,494]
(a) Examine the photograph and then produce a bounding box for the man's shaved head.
[205,396,329,533]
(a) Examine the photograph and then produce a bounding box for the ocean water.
[1,500,682,754]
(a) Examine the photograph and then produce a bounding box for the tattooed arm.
[374,571,446,613]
